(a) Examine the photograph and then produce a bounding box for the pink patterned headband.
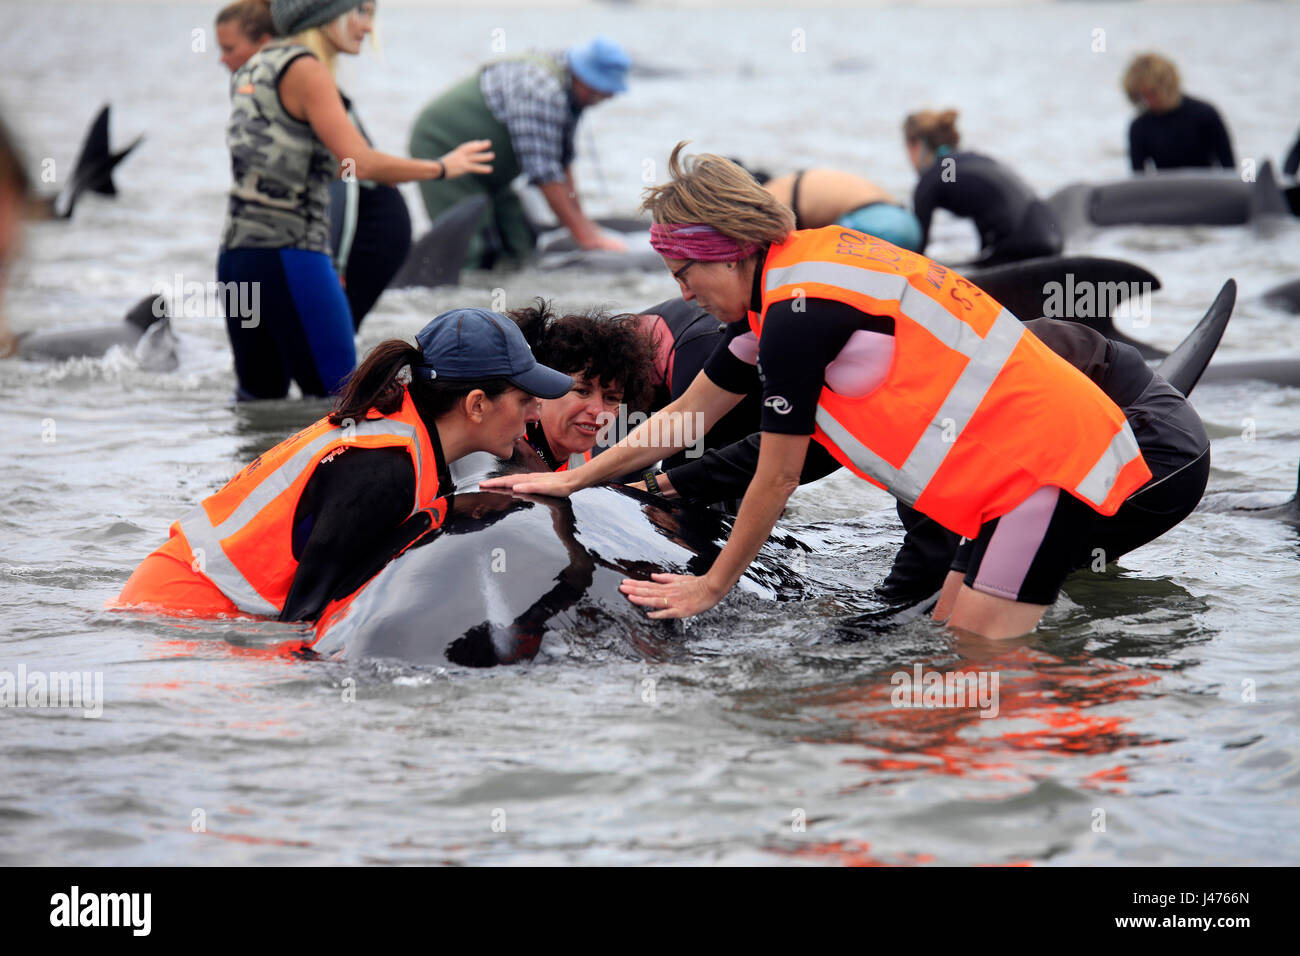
[648,223,758,262]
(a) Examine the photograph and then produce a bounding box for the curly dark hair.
[509,299,655,413]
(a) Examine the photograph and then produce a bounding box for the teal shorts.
[836,203,923,252]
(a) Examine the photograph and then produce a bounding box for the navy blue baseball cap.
[414,308,573,398]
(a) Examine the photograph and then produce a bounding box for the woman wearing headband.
[483,143,1208,640]
[114,308,572,621]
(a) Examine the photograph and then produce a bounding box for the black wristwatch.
[643,470,663,497]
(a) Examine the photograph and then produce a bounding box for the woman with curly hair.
[509,300,655,472]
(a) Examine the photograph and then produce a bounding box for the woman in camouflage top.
[220,0,492,399]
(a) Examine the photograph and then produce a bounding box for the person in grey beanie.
[217,0,494,400]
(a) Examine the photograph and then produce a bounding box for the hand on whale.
[308,451,805,667]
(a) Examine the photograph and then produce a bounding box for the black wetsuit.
[1128,94,1235,172]
[912,151,1061,266]
[339,93,413,330]
[279,409,452,622]
[343,183,411,329]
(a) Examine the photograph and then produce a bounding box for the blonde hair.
[903,109,960,150]
[290,26,337,77]
[1123,53,1181,109]
[639,141,795,248]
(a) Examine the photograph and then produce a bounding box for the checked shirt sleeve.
[481,59,574,185]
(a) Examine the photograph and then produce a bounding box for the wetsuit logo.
[764,396,792,415]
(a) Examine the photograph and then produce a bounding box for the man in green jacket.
[410,36,630,269]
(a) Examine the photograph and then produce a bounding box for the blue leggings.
[217,247,356,399]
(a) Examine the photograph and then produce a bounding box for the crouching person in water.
[113,308,573,621]
[483,144,1209,640]
[508,299,655,472]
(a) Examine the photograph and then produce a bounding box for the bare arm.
[480,368,745,495]
[539,169,625,251]
[281,56,492,184]
[620,431,810,618]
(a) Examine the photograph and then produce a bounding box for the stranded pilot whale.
[1047,160,1295,237]
[14,293,177,370]
[1199,460,1300,526]
[305,449,807,668]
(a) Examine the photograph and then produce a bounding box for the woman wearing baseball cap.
[114,308,572,621]
[219,0,494,401]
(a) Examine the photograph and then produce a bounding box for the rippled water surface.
[2,1,1298,865]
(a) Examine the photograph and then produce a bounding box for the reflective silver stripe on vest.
[1074,420,1143,507]
[181,417,421,613]
[566,452,587,470]
[177,513,280,616]
[765,262,989,360]
[812,304,1021,502]
[811,308,1013,502]
[765,257,1028,505]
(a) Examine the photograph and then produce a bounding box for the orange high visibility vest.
[169,391,446,615]
[554,449,592,472]
[754,228,1152,537]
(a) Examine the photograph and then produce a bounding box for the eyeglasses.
[671,260,698,286]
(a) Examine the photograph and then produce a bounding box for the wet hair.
[510,299,654,412]
[215,0,274,42]
[329,339,511,425]
[0,108,32,201]
[640,141,795,249]
[903,109,961,151]
[1122,53,1181,109]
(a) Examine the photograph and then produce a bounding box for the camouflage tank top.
[221,42,335,253]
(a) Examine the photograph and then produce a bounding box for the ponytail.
[330,339,420,424]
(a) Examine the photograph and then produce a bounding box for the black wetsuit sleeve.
[912,169,939,252]
[701,320,761,395]
[1129,118,1151,172]
[666,432,840,504]
[756,299,894,435]
[279,446,415,622]
[1285,128,1300,178]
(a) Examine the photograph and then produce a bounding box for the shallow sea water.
[1,1,1298,865]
